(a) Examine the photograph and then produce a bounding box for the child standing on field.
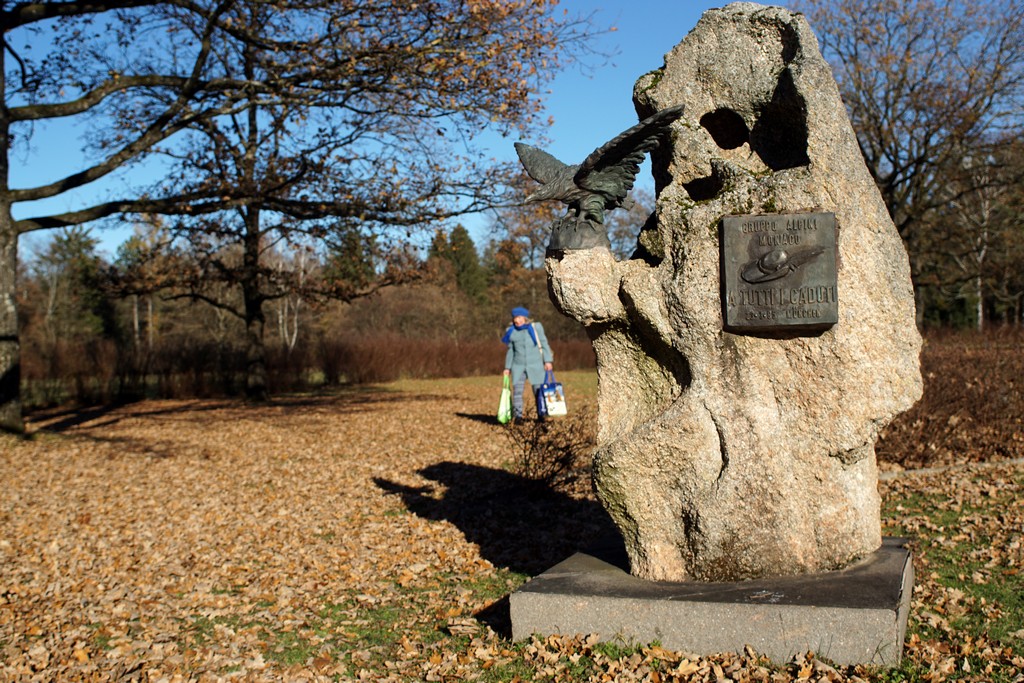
[501,306,553,421]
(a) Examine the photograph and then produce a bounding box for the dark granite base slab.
[509,537,913,666]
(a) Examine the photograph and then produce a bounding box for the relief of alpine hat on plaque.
[721,211,838,332]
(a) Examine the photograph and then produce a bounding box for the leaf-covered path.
[1,373,1022,681]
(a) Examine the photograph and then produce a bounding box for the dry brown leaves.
[879,464,1024,682]
[877,333,1024,469]
[1,375,1022,682]
[2,382,509,681]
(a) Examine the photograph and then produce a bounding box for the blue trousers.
[511,371,542,418]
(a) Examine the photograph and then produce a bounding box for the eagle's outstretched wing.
[575,104,685,208]
[514,143,570,185]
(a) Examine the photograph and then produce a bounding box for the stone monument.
[545,1,921,582]
[510,2,922,665]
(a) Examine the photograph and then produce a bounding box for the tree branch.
[13,193,248,233]
[8,74,251,122]
[3,0,170,29]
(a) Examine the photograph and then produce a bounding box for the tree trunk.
[0,215,22,433]
[976,274,984,332]
[242,208,267,401]
[0,41,23,434]
[239,61,268,402]
[244,286,267,401]
[285,298,300,354]
[910,254,925,328]
[132,294,140,346]
[147,296,154,350]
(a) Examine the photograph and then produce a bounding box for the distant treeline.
[17,224,594,408]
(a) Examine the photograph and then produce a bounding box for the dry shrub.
[550,339,596,370]
[20,333,591,406]
[265,344,317,393]
[145,340,246,398]
[318,335,594,385]
[877,328,1024,468]
[21,338,119,406]
[22,337,252,405]
[502,404,597,491]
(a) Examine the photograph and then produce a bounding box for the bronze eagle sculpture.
[514,104,685,250]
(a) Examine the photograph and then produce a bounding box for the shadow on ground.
[375,461,616,577]
[454,412,501,426]
[376,461,618,636]
[26,389,455,448]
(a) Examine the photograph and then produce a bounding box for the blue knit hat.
[511,306,529,318]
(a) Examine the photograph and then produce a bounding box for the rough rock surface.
[546,3,923,581]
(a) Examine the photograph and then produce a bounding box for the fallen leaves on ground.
[877,333,1024,469]
[1,375,1021,681]
[879,463,1024,682]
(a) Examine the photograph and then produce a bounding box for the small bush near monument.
[501,406,597,491]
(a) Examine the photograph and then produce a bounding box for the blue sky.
[506,1,726,171]
[465,0,727,245]
[14,1,728,259]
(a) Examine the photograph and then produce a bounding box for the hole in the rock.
[684,172,725,201]
[750,68,810,170]
[700,109,749,150]
[631,211,663,265]
[650,146,674,195]
[779,22,799,64]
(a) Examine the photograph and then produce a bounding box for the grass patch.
[478,656,538,682]
[461,570,529,603]
[875,658,931,682]
[181,615,218,648]
[88,623,115,652]
[265,629,318,667]
[254,568,532,675]
[882,469,1024,658]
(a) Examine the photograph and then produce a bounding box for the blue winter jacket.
[503,322,553,386]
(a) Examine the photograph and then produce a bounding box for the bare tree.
[1,0,597,429]
[794,0,1024,322]
[949,158,1005,330]
[113,219,177,351]
[929,143,1024,327]
[269,246,312,355]
[487,187,559,316]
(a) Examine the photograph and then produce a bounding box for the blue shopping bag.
[537,370,566,417]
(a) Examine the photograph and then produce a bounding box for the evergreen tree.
[438,225,487,303]
[31,227,115,344]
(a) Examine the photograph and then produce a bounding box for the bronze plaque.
[721,212,838,332]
